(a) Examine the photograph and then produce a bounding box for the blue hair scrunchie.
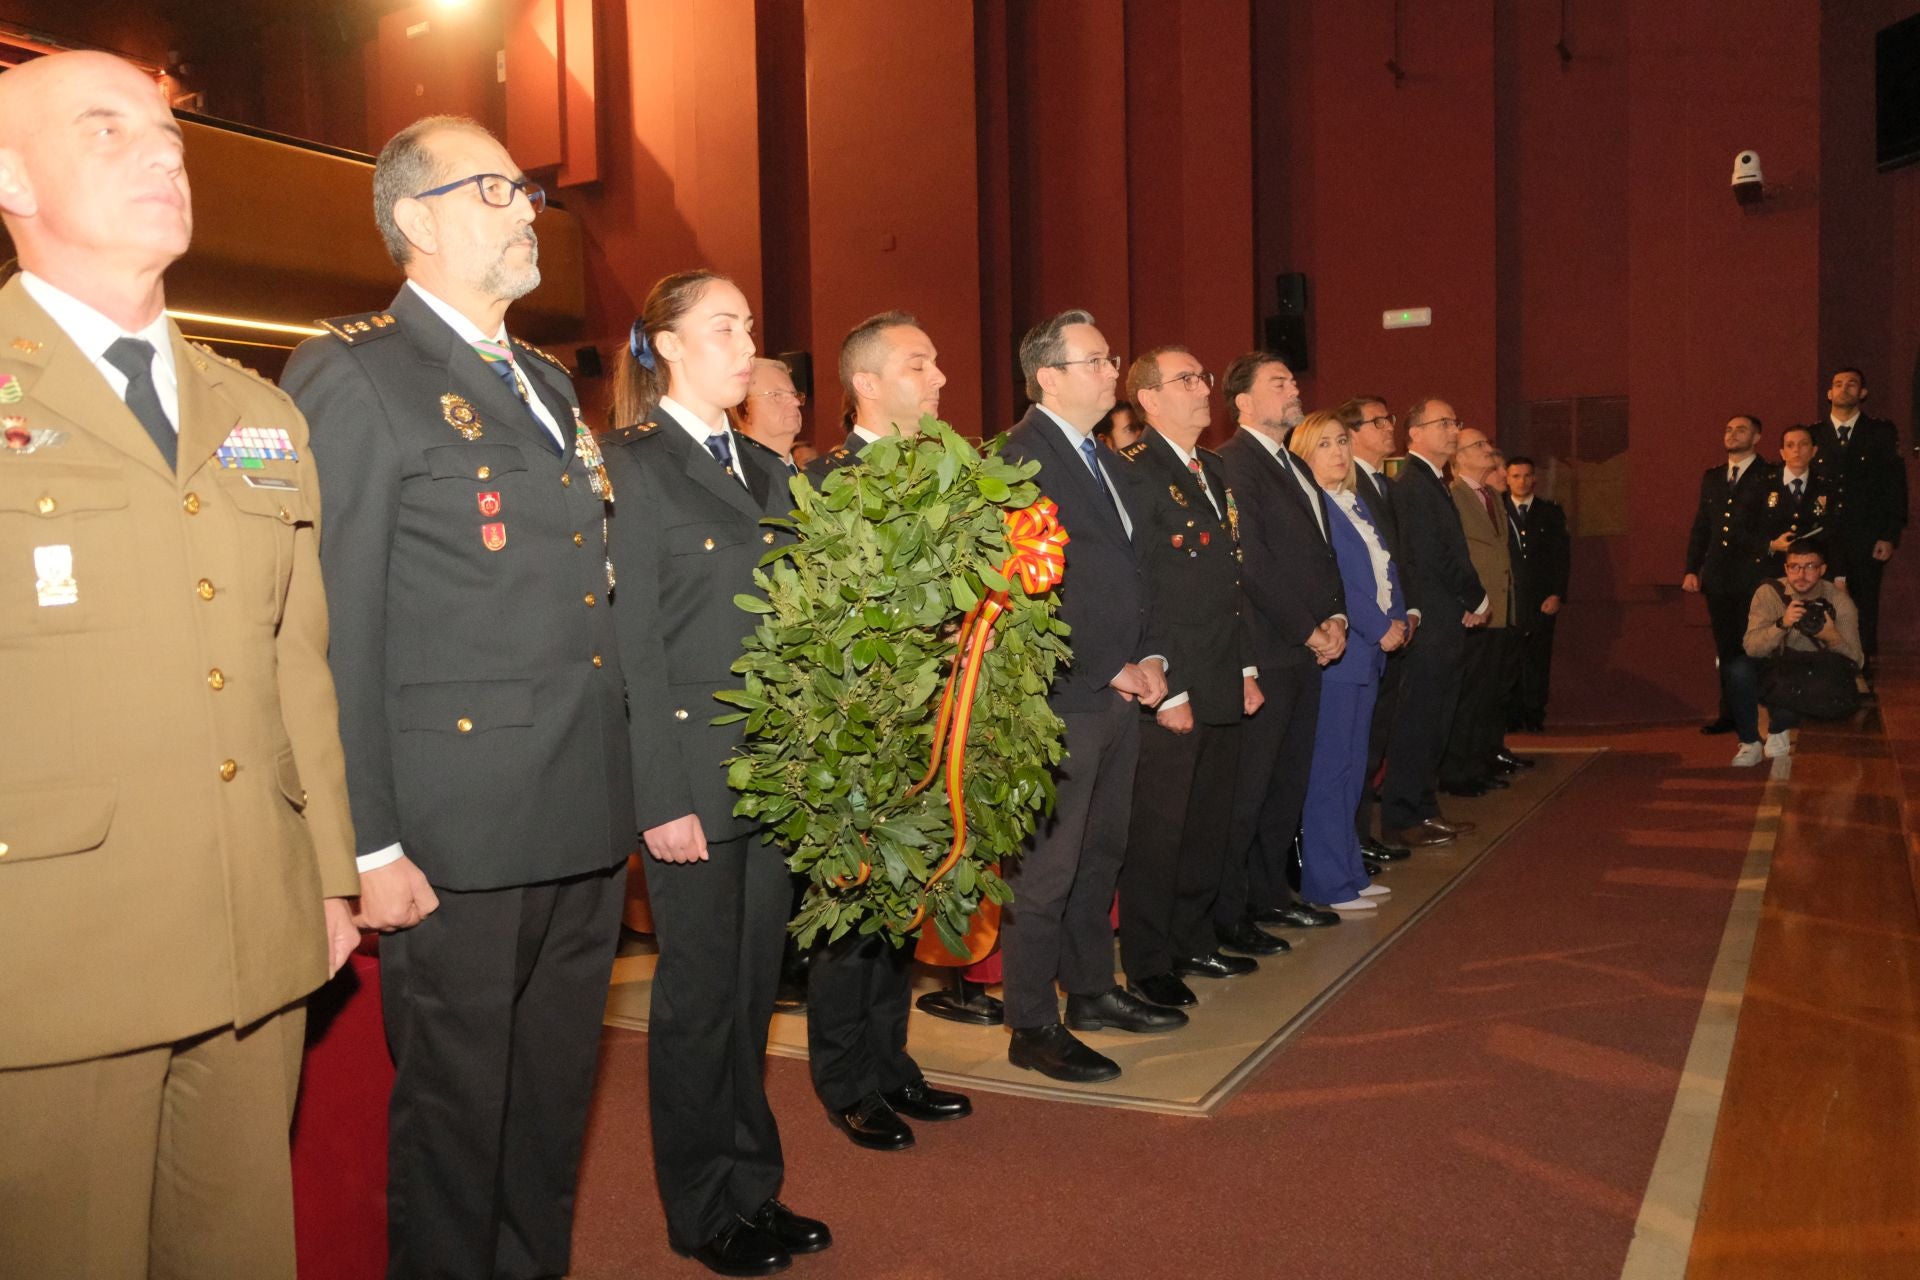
[629,318,657,372]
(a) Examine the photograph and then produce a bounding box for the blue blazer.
[1323,490,1406,685]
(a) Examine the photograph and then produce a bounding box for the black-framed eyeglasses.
[1413,416,1464,431]
[751,389,807,407]
[1048,355,1122,374]
[1149,370,1215,392]
[411,172,547,215]
[1360,413,1398,429]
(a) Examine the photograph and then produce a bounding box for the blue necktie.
[705,431,732,468]
[1081,435,1122,523]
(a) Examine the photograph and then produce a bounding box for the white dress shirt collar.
[21,270,179,429]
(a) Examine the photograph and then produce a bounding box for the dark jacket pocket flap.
[397,679,536,733]
[0,782,116,864]
[425,443,531,481]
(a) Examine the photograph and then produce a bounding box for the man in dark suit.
[1809,367,1908,675]
[1213,357,1350,945]
[1683,413,1778,747]
[794,313,972,1153]
[1339,396,1419,863]
[1380,398,1487,849]
[283,117,634,1280]
[1763,426,1842,579]
[1111,347,1269,1009]
[997,309,1186,1084]
[1503,456,1569,733]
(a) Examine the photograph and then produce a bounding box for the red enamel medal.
[481,522,507,552]
[477,491,502,517]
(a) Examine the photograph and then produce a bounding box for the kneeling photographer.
[1727,542,1864,766]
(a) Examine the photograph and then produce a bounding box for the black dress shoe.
[1127,972,1198,1008]
[678,1219,791,1277]
[830,1092,913,1151]
[1255,902,1343,928]
[1441,780,1488,798]
[1382,824,1454,849]
[1494,750,1536,771]
[748,1200,831,1255]
[916,977,1004,1026]
[772,976,808,1014]
[1481,774,1511,790]
[1067,985,1190,1031]
[1216,919,1291,956]
[1700,717,1736,736]
[1364,857,1384,876]
[1360,836,1411,861]
[883,1078,972,1121]
[1174,951,1257,979]
[1009,1023,1121,1082]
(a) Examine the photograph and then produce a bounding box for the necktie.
[1080,435,1124,522]
[103,337,176,471]
[472,339,565,455]
[1792,477,1804,501]
[1480,485,1498,525]
[1838,425,1852,449]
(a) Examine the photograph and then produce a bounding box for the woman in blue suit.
[1291,412,1409,912]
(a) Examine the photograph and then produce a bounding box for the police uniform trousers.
[1120,717,1242,980]
[1381,622,1466,832]
[1000,693,1138,1029]
[1842,549,1887,664]
[1302,679,1381,905]
[1510,611,1556,729]
[1216,663,1320,930]
[1704,589,1751,721]
[643,832,789,1248]
[806,932,920,1111]
[0,1006,306,1280]
[381,864,623,1280]
[1355,650,1405,841]
[1442,625,1505,787]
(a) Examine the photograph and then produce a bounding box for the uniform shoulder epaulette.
[1119,440,1150,461]
[187,341,290,400]
[606,420,663,446]
[318,311,400,345]
[1196,444,1221,460]
[733,432,779,458]
[511,336,569,374]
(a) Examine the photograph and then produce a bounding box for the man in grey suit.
[283,115,633,1280]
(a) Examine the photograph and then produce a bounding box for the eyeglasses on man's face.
[1359,413,1398,429]
[1049,355,1122,375]
[1412,416,1464,431]
[412,172,548,215]
[751,389,807,406]
[1151,370,1215,393]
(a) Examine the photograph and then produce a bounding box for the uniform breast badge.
[34,543,77,607]
[1767,490,1779,508]
[216,425,300,470]
[1815,494,1828,515]
[3,418,65,454]
[0,373,23,404]
[1225,489,1241,541]
[477,491,502,517]
[1168,484,1189,508]
[481,522,507,552]
[442,393,483,441]
[572,410,614,503]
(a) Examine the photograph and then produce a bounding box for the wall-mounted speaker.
[1263,272,1310,371]
[573,346,602,378]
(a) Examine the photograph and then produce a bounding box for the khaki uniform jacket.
[0,277,357,1068]
[1451,477,1514,629]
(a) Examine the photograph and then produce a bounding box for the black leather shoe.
[883,1078,971,1121]
[773,975,808,1015]
[1127,973,1198,1008]
[916,978,1004,1026]
[1494,750,1536,771]
[1441,780,1488,798]
[1174,951,1257,979]
[1700,717,1736,736]
[1009,1023,1121,1082]
[678,1219,791,1276]
[1067,985,1190,1031]
[1360,836,1411,861]
[1216,919,1290,956]
[1255,902,1342,928]
[1364,857,1384,876]
[830,1092,913,1151]
[748,1200,831,1255]
[1481,774,1511,790]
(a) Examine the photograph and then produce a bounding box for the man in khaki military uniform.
[0,51,359,1280]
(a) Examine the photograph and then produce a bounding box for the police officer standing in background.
[1810,367,1907,680]
[0,51,359,1279]
[283,115,634,1279]
[1683,413,1777,741]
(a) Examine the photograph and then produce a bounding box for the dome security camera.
[1732,151,1764,206]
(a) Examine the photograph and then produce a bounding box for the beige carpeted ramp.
[606,748,1601,1117]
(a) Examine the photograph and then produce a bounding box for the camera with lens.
[1793,596,1832,636]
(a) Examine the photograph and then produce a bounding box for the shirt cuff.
[1160,691,1190,709]
[1407,608,1423,619]
[356,843,405,873]
[1330,613,1348,626]
[1140,654,1167,670]
[1474,595,1489,614]
[1242,666,1258,678]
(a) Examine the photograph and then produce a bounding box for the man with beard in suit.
[996,309,1184,1084]
[1809,367,1908,680]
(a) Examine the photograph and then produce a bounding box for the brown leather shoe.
[1427,817,1477,837]
[1384,824,1455,848]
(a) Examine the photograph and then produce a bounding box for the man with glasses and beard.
[284,116,634,1279]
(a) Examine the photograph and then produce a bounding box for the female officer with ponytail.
[603,271,829,1277]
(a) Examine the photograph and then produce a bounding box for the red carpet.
[564,726,1765,1279]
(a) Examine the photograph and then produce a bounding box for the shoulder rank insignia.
[441,393,483,440]
[1168,483,1189,507]
[510,337,570,374]
[319,312,399,344]
[1120,440,1149,460]
[606,420,661,445]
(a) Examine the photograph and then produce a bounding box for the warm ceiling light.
[166,309,326,337]
[436,0,472,9]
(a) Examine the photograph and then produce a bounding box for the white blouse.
[1327,487,1394,616]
